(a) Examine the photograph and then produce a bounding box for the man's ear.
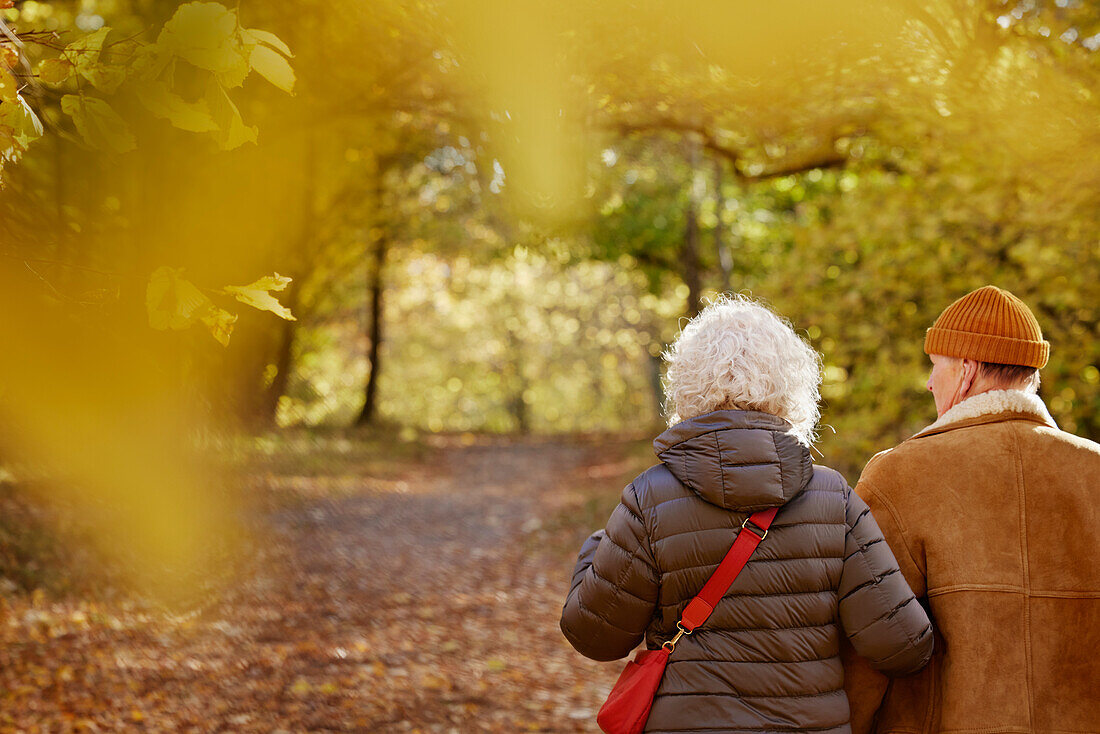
[959,359,980,397]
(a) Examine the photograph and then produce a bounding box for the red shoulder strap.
[678,507,778,632]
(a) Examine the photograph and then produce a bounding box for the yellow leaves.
[142,3,256,147]
[221,273,296,321]
[249,44,296,95]
[240,28,294,58]
[66,26,126,93]
[419,672,450,690]
[146,266,212,331]
[0,44,18,69]
[152,3,301,93]
[241,24,295,95]
[200,306,238,347]
[142,3,294,144]
[0,90,44,161]
[128,41,172,83]
[215,53,252,91]
[60,94,135,153]
[156,1,245,77]
[146,266,238,346]
[146,267,293,346]
[0,4,299,192]
[37,57,74,85]
[0,69,18,102]
[18,2,294,166]
[135,81,218,133]
[0,90,41,141]
[287,676,340,696]
[204,82,257,150]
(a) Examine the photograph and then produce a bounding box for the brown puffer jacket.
[561,410,933,733]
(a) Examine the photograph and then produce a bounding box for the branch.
[0,14,37,93]
[622,248,678,272]
[741,151,848,181]
[0,253,135,278]
[609,117,743,169]
[606,116,852,181]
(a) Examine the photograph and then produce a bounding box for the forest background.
[0,0,1097,730]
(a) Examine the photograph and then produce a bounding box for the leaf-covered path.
[1,436,644,732]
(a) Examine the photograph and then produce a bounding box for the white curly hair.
[663,294,823,446]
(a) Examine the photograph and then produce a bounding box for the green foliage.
[282,246,679,433]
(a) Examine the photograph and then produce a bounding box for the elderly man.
[843,285,1100,733]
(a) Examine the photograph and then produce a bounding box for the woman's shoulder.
[627,462,693,510]
[780,464,850,524]
[805,463,850,495]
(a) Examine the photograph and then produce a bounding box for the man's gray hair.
[978,362,1041,394]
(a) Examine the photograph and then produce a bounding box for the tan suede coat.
[843,389,1100,733]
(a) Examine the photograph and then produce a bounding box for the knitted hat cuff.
[924,327,1050,369]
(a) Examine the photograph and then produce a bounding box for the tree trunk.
[260,283,299,424]
[682,139,703,317]
[260,133,317,426]
[714,156,734,293]
[506,328,530,433]
[356,226,388,427]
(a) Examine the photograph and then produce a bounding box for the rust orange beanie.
[924,285,1049,369]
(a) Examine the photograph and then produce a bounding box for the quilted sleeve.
[838,485,933,677]
[559,482,660,662]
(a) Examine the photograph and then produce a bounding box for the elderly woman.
[561,296,932,733]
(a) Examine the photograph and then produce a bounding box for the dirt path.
[0,437,641,732]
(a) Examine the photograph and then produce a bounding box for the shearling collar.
[914,389,1057,439]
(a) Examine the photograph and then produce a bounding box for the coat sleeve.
[559,482,660,662]
[838,483,933,677]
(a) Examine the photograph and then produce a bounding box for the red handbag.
[596,507,778,734]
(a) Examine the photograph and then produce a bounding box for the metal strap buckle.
[662,621,692,653]
[741,516,768,541]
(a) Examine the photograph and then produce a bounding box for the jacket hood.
[653,409,813,511]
